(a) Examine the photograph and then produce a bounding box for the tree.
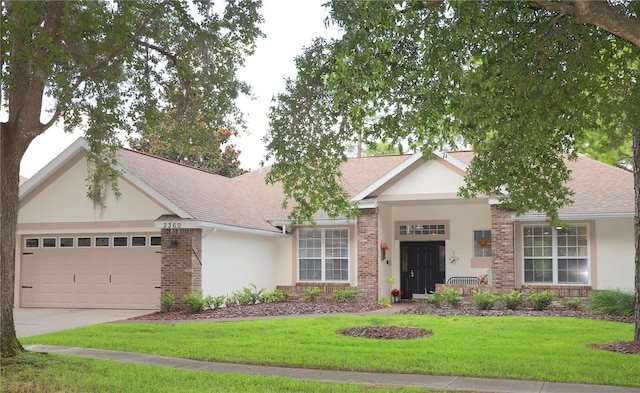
[265,1,640,339]
[129,95,247,177]
[1,0,262,357]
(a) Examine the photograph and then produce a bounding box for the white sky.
[19,0,339,178]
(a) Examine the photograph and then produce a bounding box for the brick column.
[161,228,202,310]
[357,208,379,302]
[490,205,515,292]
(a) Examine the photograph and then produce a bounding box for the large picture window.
[523,225,589,284]
[298,228,349,282]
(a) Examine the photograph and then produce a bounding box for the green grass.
[588,289,635,316]
[1,351,433,393]
[20,315,639,387]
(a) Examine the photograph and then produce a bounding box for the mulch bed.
[128,301,638,354]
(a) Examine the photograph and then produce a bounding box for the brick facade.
[490,205,516,293]
[357,208,379,302]
[161,228,202,310]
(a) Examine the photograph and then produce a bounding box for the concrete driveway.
[14,308,152,337]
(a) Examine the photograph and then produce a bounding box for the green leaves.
[266,0,639,223]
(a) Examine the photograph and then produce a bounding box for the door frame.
[399,241,446,298]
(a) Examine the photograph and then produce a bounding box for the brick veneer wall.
[161,228,202,310]
[357,208,379,302]
[490,205,515,293]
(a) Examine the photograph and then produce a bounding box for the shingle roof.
[447,151,634,216]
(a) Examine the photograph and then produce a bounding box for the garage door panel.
[20,233,160,309]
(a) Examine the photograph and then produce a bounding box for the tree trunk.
[0,123,29,357]
[634,126,640,342]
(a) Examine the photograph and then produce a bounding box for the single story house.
[15,137,635,310]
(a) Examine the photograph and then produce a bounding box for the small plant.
[225,294,238,308]
[528,290,555,311]
[183,290,214,313]
[472,290,498,310]
[210,295,226,310]
[333,289,357,303]
[233,283,265,306]
[263,289,290,303]
[427,292,444,308]
[441,286,462,308]
[588,289,634,316]
[160,293,176,312]
[562,298,582,311]
[378,297,391,307]
[390,289,403,297]
[499,290,524,310]
[302,287,322,302]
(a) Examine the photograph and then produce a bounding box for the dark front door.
[400,241,445,298]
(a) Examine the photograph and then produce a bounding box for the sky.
[19,0,340,178]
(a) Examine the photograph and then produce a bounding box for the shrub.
[333,289,357,303]
[588,289,634,316]
[160,293,176,312]
[528,290,555,311]
[427,292,444,308]
[378,297,391,307]
[263,289,290,303]
[472,290,498,310]
[499,290,524,310]
[441,286,461,308]
[302,287,322,302]
[184,290,214,313]
[562,298,582,311]
[210,295,226,310]
[233,283,265,306]
[225,294,238,308]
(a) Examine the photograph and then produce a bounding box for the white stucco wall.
[382,158,466,195]
[201,230,280,297]
[594,218,635,291]
[19,158,169,224]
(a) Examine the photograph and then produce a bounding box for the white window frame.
[298,228,350,282]
[522,224,590,285]
[473,229,492,258]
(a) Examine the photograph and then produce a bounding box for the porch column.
[490,205,515,293]
[161,227,202,310]
[357,208,379,302]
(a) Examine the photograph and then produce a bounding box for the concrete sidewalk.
[24,344,640,393]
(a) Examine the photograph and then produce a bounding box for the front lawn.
[20,314,639,387]
[1,351,433,393]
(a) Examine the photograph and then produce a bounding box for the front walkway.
[25,345,640,393]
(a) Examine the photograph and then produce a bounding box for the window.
[132,236,147,247]
[77,237,91,247]
[95,236,109,247]
[150,236,161,246]
[523,225,589,284]
[42,238,56,248]
[400,224,445,236]
[113,236,128,247]
[60,238,74,248]
[473,230,492,257]
[25,238,39,248]
[298,228,349,282]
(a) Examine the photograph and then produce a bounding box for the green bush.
[225,294,238,308]
[160,293,176,312]
[427,292,444,308]
[233,283,265,306]
[441,286,461,308]
[263,289,290,303]
[588,289,634,316]
[183,290,214,313]
[472,290,498,310]
[377,297,391,307]
[499,290,524,310]
[302,287,322,302]
[210,295,226,310]
[562,298,582,311]
[333,289,358,303]
[528,290,555,311]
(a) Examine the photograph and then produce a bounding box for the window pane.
[150,236,161,246]
[60,238,74,248]
[95,237,109,247]
[25,238,39,248]
[132,236,146,247]
[113,236,128,247]
[77,237,91,247]
[42,238,56,248]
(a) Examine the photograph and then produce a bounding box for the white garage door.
[20,233,161,309]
